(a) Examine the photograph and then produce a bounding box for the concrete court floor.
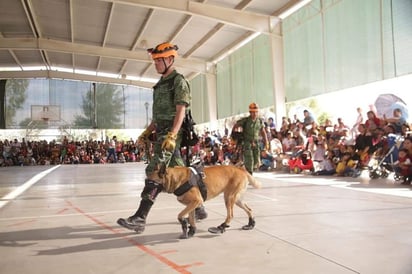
[0,162,412,274]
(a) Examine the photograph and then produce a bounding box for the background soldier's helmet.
[249,102,259,112]
[147,42,178,59]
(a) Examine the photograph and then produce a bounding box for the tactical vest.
[238,116,264,144]
[152,71,191,129]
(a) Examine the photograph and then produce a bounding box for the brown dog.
[147,164,261,239]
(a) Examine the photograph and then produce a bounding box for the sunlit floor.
[1,163,412,274]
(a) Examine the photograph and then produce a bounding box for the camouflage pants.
[145,132,184,176]
[243,144,260,175]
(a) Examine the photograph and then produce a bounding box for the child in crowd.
[393,148,412,185]
[288,150,314,174]
[335,152,361,177]
[312,150,336,176]
[259,150,275,171]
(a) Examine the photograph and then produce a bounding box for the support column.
[269,24,286,130]
[0,80,6,129]
[205,72,218,129]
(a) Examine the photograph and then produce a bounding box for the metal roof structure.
[0,0,307,88]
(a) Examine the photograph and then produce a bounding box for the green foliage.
[5,79,28,127]
[73,83,125,129]
[317,112,330,126]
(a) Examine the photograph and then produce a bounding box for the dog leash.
[159,149,173,169]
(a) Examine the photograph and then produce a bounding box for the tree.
[5,79,28,128]
[73,83,125,129]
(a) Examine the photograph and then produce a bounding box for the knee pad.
[141,179,163,201]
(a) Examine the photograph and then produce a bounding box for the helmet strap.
[161,57,174,75]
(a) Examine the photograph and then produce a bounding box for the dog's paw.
[208,224,228,234]
[241,224,254,230]
[208,227,223,234]
[179,232,189,239]
[188,226,196,237]
[241,218,255,230]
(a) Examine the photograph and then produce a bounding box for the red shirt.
[365,117,381,130]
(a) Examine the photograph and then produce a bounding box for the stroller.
[368,134,403,180]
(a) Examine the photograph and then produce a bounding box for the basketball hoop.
[31,105,61,122]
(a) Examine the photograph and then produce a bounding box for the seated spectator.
[270,133,283,155]
[327,137,342,162]
[311,134,327,171]
[0,155,5,167]
[354,123,373,168]
[365,110,383,133]
[292,129,306,155]
[267,117,276,130]
[303,109,315,127]
[369,128,386,157]
[346,145,361,162]
[337,117,350,133]
[93,151,105,164]
[72,153,80,164]
[118,152,126,163]
[401,123,411,137]
[313,150,336,176]
[282,131,296,155]
[259,150,275,171]
[280,116,290,132]
[393,148,412,185]
[339,128,354,146]
[335,152,360,177]
[383,108,407,135]
[288,150,314,174]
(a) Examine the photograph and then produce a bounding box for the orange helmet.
[249,102,259,112]
[147,42,178,59]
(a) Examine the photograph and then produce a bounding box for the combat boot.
[117,216,146,233]
[117,198,153,233]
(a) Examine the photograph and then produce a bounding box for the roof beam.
[21,0,52,69]
[118,8,154,76]
[0,70,154,89]
[272,0,303,17]
[0,37,207,73]
[0,33,23,70]
[183,0,252,58]
[96,2,116,74]
[100,0,280,35]
[187,1,279,34]
[69,0,75,72]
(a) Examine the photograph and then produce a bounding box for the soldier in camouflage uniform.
[117,42,207,233]
[233,103,269,175]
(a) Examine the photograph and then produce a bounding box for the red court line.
[65,200,202,274]
[159,249,178,255]
[56,208,69,214]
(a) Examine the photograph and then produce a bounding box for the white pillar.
[269,24,286,130]
[205,72,218,129]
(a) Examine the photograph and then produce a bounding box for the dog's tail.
[246,171,262,189]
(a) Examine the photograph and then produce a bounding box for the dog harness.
[173,166,207,201]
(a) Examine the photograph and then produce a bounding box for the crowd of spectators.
[189,107,412,184]
[1,107,411,184]
[0,136,145,167]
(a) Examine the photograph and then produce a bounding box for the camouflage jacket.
[152,70,191,130]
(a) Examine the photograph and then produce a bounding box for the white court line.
[254,172,412,199]
[0,165,61,209]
